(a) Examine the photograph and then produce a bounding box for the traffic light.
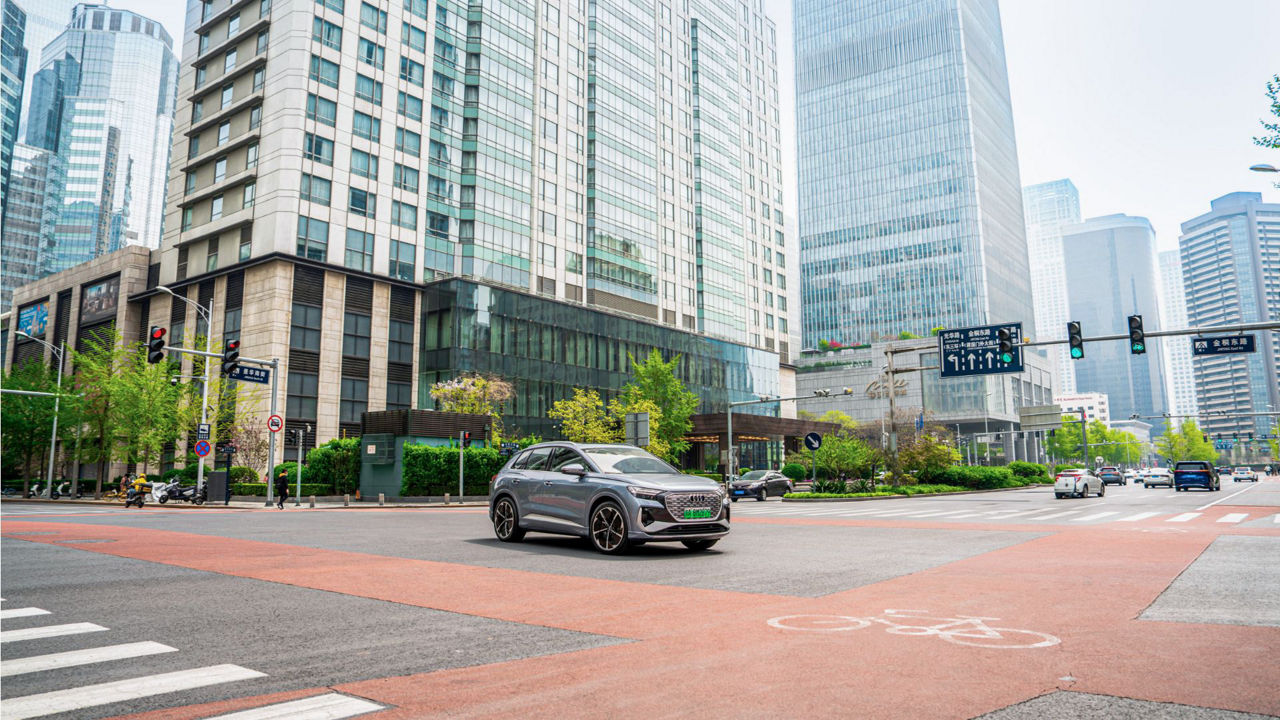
[1203,434,1209,443]
[1067,321,1084,359]
[996,327,1014,363]
[147,326,167,364]
[221,339,240,375]
[462,431,472,448]
[1233,431,1239,441]
[1127,315,1146,354]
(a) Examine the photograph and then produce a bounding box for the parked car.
[1233,466,1258,482]
[1173,461,1220,492]
[729,470,793,501]
[488,442,729,554]
[1143,468,1174,488]
[1055,469,1104,498]
[1098,467,1126,486]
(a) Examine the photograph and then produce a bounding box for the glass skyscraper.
[1,0,26,222]
[796,0,1033,346]
[1157,248,1197,418]
[1023,179,1082,393]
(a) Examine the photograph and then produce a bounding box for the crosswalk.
[0,504,125,516]
[731,502,1280,527]
[0,599,385,719]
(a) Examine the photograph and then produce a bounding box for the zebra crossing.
[730,501,1280,527]
[0,599,385,719]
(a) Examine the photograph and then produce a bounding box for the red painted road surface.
[4,506,1279,719]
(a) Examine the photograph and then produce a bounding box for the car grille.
[657,523,726,535]
[664,492,721,522]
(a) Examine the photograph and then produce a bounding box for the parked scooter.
[48,482,84,500]
[155,480,206,505]
[27,482,47,498]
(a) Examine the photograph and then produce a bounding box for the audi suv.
[488,443,730,554]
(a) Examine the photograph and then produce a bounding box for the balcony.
[187,89,264,137]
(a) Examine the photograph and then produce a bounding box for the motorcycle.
[124,482,149,508]
[155,480,205,505]
[48,482,84,500]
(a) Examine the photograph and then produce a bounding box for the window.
[344,228,374,271]
[306,93,337,125]
[427,210,448,239]
[242,182,256,208]
[342,312,371,356]
[217,121,230,145]
[427,174,450,199]
[348,187,375,217]
[239,229,252,260]
[391,201,417,230]
[539,242,556,267]
[430,104,448,127]
[355,74,382,103]
[395,127,420,156]
[309,55,339,87]
[249,105,262,129]
[539,148,557,172]
[541,57,557,82]
[182,207,194,230]
[198,32,209,54]
[393,163,419,192]
[315,0,343,11]
[389,319,413,363]
[350,148,377,178]
[312,16,342,49]
[252,66,265,91]
[429,70,451,94]
[540,179,557,203]
[396,91,422,121]
[542,118,558,143]
[358,38,385,69]
[245,143,259,169]
[228,13,242,35]
[296,216,328,260]
[300,173,331,205]
[340,378,368,423]
[303,133,334,164]
[360,2,387,32]
[539,211,556,234]
[428,139,448,165]
[387,381,411,410]
[389,240,414,279]
[224,48,237,73]
[287,371,318,419]
[185,172,197,195]
[220,84,234,109]
[566,250,582,273]
[192,99,204,122]
[541,87,558,112]
[256,29,269,54]
[196,65,207,87]
[435,38,457,66]
[352,111,381,142]
[206,240,219,271]
[401,23,427,52]
[397,57,425,86]
[214,157,227,182]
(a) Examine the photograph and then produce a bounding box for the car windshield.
[740,471,769,481]
[1235,467,1250,472]
[1174,462,1208,471]
[582,446,677,474]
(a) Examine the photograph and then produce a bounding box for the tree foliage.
[1155,420,1220,464]
[1255,73,1280,150]
[429,374,513,438]
[546,388,671,460]
[617,349,699,460]
[1,359,62,480]
[899,432,961,477]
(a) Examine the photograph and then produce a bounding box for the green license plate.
[683,508,713,520]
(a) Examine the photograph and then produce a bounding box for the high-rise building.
[1061,214,1168,433]
[796,0,1033,347]
[8,0,76,139]
[144,0,788,459]
[1158,249,1197,418]
[1,143,60,311]
[1023,179,1082,394]
[1,0,27,220]
[1178,192,1280,439]
[1053,392,1110,427]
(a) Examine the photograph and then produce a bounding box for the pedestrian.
[274,471,289,510]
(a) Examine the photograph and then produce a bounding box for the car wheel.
[757,488,767,502]
[682,539,718,552]
[1098,482,1105,497]
[1055,492,1065,499]
[730,497,738,502]
[492,496,526,543]
[589,501,631,555]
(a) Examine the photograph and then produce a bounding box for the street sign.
[194,440,211,457]
[1215,440,1234,451]
[804,432,823,451]
[197,423,211,440]
[1018,404,1064,432]
[938,323,1024,378]
[216,442,236,455]
[267,415,283,433]
[1192,334,1256,356]
[228,366,270,384]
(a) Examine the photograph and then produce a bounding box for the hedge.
[915,465,1024,490]
[272,461,313,484]
[402,445,504,496]
[306,438,360,495]
[781,463,807,481]
[232,482,335,497]
[683,471,723,482]
[1008,461,1051,483]
[229,466,259,483]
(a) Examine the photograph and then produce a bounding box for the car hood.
[730,478,767,487]
[599,473,723,492]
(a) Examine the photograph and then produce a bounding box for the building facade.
[1178,192,1280,438]
[1053,391,1110,427]
[1,0,27,221]
[1022,179,1081,393]
[2,143,61,311]
[1061,214,1168,433]
[1157,248,1197,418]
[8,0,77,140]
[796,0,1033,348]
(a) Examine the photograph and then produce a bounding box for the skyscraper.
[1023,179,1082,393]
[1,0,27,219]
[1061,214,1168,433]
[1178,192,1280,439]
[1,143,59,311]
[796,0,1033,346]
[1158,249,1197,418]
[7,0,76,138]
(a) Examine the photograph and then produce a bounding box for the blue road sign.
[804,432,823,451]
[1192,334,1255,357]
[228,366,271,384]
[938,323,1025,378]
[194,440,212,457]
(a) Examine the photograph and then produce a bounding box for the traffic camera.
[147,326,166,364]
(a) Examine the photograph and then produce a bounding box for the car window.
[582,446,677,474]
[548,448,587,472]
[523,448,553,471]
[1174,462,1208,471]
[742,470,768,480]
[509,450,532,470]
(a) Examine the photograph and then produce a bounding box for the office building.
[796,0,1034,347]
[1,0,26,220]
[8,0,77,139]
[1023,179,1081,393]
[1178,192,1280,439]
[1053,392,1110,427]
[1061,214,1168,433]
[2,143,60,311]
[1157,249,1197,418]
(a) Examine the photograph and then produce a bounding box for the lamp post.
[16,331,65,492]
[982,391,993,464]
[157,286,213,491]
[1248,163,1278,173]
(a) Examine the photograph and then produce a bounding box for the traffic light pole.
[1022,319,1280,349]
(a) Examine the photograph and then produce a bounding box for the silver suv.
[488,443,730,554]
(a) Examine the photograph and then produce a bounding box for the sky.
[99,0,1278,255]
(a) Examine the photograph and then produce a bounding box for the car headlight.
[627,486,664,500]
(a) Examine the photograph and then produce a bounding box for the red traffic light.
[226,339,240,351]
[150,327,166,340]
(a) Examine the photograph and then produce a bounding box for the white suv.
[1233,467,1258,483]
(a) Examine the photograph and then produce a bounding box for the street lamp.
[16,331,66,493]
[1249,163,1278,173]
[156,285,214,491]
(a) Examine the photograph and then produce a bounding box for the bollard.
[309,495,315,508]
[344,494,350,506]
[444,492,450,505]
[378,492,385,506]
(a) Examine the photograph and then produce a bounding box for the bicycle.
[768,609,1059,649]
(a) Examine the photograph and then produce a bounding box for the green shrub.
[272,461,312,484]
[739,467,752,475]
[811,478,847,494]
[401,445,504,496]
[231,482,335,497]
[916,465,1022,490]
[306,438,361,494]
[161,469,184,483]
[781,463,807,481]
[682,471,723,482]
[229,466,259,484]
[1009,461,1050,482]
[783,491,897,499]
[893,484,968,495]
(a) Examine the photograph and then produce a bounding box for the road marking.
[984,508,1059,519]
[1273,513,1280,524]
[2,664,267,720]
[1,607,51,620]
[0,623,108,643]
[1116,512,1161,522]
[1216,513,1249,524]
[1167,513,1201,523]
[1034,509,1084,520]
[901,510,974,518]
[206,692,385,719]
[1,641,178,677]
[1196,485,1257,510]
[1071,511,1120,523]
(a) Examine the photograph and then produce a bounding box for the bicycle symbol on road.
[767,609,1060,649]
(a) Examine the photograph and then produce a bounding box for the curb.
[780,484,1053,502]
[1,497,489,510]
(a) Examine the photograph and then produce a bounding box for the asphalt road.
[1,478,1278,719]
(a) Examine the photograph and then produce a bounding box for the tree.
[112,345,187,468]
[617,349,699,460]
[547,389,616,444]
[1,360,59,483]
[900,432,961,477]
[1255,73,1280,149]
[429,374,514,439]
[1156,420,1218,464]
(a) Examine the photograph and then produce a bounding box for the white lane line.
[1167,513,1201,523]
[207,692,385,719]
[1117,512,1161,522]
[1,623,108,643]
[1216,513,1249,524]
[1072,511,1121,523]
[1,607,51,620]
[2,664,268,720]
[1273,513,1280,524]
[986,508,1060,519]
[899,510,974,518]
[1,641,178,677]
[1196,485,1258,510]
[1034,509,1084,520]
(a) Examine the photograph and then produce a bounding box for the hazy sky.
[104,0,1277,254]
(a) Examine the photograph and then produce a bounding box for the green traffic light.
[1000,352,1013,363]
[1070,347,1083,358]
[1132,343,1144,352]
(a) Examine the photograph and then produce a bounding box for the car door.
[513,447,556,528]
[541,448,594,533]
[769,472,790,495]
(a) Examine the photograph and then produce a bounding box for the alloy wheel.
[591,503,628,554]
[493,497,525,542]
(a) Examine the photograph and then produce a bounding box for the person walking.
[274,471,289,510]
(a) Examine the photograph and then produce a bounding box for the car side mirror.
[561,464,587,476]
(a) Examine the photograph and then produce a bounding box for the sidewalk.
[1,497,490,510]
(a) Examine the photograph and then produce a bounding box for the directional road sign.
[228,366,271,384]
[938,323,1024,378]
[804,432,823,451]
[267,415,283,433]
[1192,334,1256,357]
[197,423,211,440]
[194,440,212,457]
